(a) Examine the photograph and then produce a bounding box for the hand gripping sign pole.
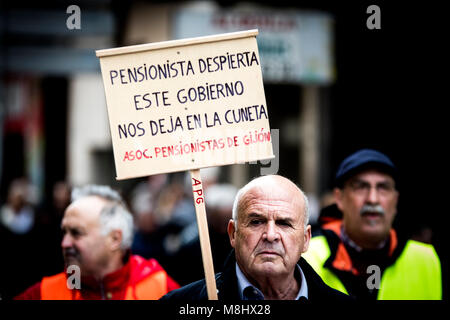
[96,29,274,300]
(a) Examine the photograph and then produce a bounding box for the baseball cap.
[335,149,397,188]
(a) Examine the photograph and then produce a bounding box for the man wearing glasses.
[303,149,442,300]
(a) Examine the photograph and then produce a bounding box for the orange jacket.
[16,255,179,300]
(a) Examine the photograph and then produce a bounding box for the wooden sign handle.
[190,169,218,300]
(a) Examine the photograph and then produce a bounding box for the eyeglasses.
[346,180,396,197]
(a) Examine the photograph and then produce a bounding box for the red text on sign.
[192,178,204,204]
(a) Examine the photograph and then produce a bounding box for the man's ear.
[301,225,312,254]
[333,187,344,212]
[392,190,399,216]
[394,190,399,206]
[227,219,236,248]
[108,230,123,251]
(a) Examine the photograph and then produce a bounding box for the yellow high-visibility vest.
[303,236,442,300]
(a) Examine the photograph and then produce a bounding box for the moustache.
[360,204,385,216]
[63,247,80,260]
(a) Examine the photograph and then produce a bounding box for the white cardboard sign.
[96,29,274,180]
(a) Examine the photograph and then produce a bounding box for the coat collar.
[321,220,405,275]
[217,250,343,301]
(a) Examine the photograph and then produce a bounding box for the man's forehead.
[243,210,298,222]
[348,169,395,183]
[62,196,107,226]
[239,185,277,208]
[241,176,300,199]
[61,212,88,230]
[238,186,303,219]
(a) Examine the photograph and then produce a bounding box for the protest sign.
[96,30,273,300]
[96,29,273,180]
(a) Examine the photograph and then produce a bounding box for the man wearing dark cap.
[303,149,442,300]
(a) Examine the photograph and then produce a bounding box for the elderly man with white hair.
[15,185,179,300]
[161,175,351,301]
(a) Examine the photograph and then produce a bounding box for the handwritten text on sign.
[97,30,274,179]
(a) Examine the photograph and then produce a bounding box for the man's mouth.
[361,211,383,218]
[257,250,281,256]
[360,211,385,227]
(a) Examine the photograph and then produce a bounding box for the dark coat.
[160,250,352,302]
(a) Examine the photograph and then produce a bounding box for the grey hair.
[231,176,310,231]
[71,185,134,250]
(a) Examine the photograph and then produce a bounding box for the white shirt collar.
[235,262,308,300]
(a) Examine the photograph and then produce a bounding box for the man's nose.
[366,186,380,204]
[263,221,280,242]
[61,233,73,249]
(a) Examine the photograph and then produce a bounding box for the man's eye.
[277,220,292,227]
[250,220,263,225]
[377,183,394,191]
[70,229,82,237]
